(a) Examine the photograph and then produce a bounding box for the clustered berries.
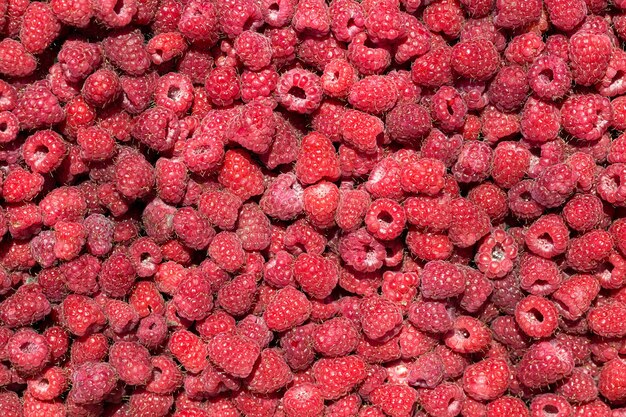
[3,0,626,416]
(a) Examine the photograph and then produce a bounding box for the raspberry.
[562,94,612,142]
[93,0,137,28]
[321,59,357,98]
[0,284,51,328]
[14,82,65,130]
[515,295,559,338]
[339,228,386,272]
[246,348,292,394]
[431,86,467,132]
[360,295,403,341]
[50,0,93,27]
[463,358,511,401]
[527,55,571,101]
[260,174,303,221]
[276,68,323,115]
[69,362,118,404]
[486,397,530,417]
[494,0,541,28]
[82,69,122,108]
[76,126,116,162]
[569,31,612,86]
[364,198,406,241]
[423,0,465,38]
[448,198,490,248]
[588,301,626,337]
[295,132,341,185]
[6,328,51,375]
[444,316,491,353]
[19,2,61,55]
[408,300,453,334]
[219,149,265,201]
[178,0,219,44]
[347,32,390,75]
[283,383,324,417]
[525,214,569,258]
[370,384,418,417]
[208,331,260,378]
[294,253,338,299]
[451,39,500,81]
[336,189,370,232]
[109,341,153,385]
[348,76,398,115]
[566,229,613,272]
[302,181,339,229]
[313,355,367,400]
[518,340,574,388]
[520,97,561,144]
[386,103,431,146]
[233,31,272,72]
[2,167,44,203]
[400,157,446,196]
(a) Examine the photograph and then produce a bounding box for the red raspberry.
[400,157,446,196]
[515,295,559,338]
[276,68,323,115]
[217,273,256,317]
[50,0,93,27]
[260,174,304,221]
[6,328,50,376]
[451,39,500,81]
[120,72,157,115]
[209,232,246,273]
[98,250,136,297]
[518,254,561,296]
[178,0,219,44]
[475,229,517,278]
[360,295,403,340]
[109,341,152,385]
[386,103,431,146]
[562,94,612,141]
[530,394,573,417]
[520,97,561,144]
[569,31,612,86]
[336,189,370,232]
[198,189,242,230]
[82,69,121,108]
[486,397,529,417]
[312,316,358,357]
[370,384,418,417]
[491,141,530,189]
[566,229,613,271]
[236,203,271,251]
[531,163,577,208]
[294,253,338,299]
[556,367,599,404]
[114,151,155,200]
[93,0,137,27]
[0,284,51,328]
[70,333,108,365]
[292,0,330,35]
[340,110,385,154]
[208,331,260,378]
[167,329,209,373]
[395,14,431,65]
[462,358,511,401]
[174,207,214,250]
[339,228,386,272]
[313,355,367,400]
[452,141,493,184]
[504,32,545,66]
[227,100,276,154]
[444,316,491,353]
[494,0,541,28]
[76,126,115,162]
[155,158,188,205]
[423,0,465,38]
[154,73,194,117]
[544,0,587,31]
[183,133,225,176]
[518,340,574,388]
[364,198,405,241]
[408,300,453,334]
[524,214,569,258]
[14,82,65,130]
[69,362,117,404]
[449,198,490,248]
[241,67,279,103]
[219,149,265,201]
[487,65,528,112]
[598,358,626,403]
[53,221,86,261]
[245,348,292,394]
[259,0,297,27]
[321,59,357,98]
[348,76,397,115]
[27,366,67,401]
[588,301,626,337]
[0,111,18,144]
[347,32,390,75]
[176,48,213,85]
[19,2,61,54]
[173,271,213,321]
[458,267,493,313]
[419,384,465,417]
[430,86,467,132]
[266,26,297,66]
[7,203,43,240]
[302,181,339,229]
[528,55,571,101]
[283,383,325,417]
[296,132,341,185]
[2,167,44,203]
[233,31,272,71]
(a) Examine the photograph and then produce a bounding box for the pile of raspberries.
[8,0,626,416]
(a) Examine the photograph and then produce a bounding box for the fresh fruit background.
[2,0,626,416]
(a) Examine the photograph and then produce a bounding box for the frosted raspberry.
[0,284,50,328]
[208,331,260,378]
[19,2,61,54]
[114,151,155,199]
[385,103,431,146]
[198,190,242,230]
